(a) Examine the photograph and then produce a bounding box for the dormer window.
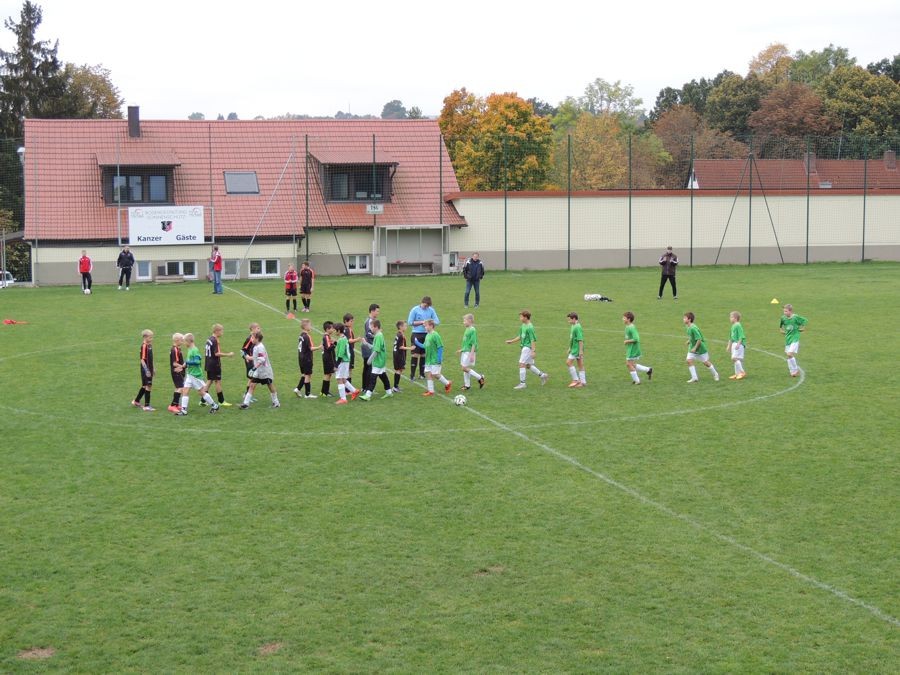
[309,148,397,203]
[97,152,180,206]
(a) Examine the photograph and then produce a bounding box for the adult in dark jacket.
[117,246,135,290]
[658,246,678,299]
[463,252,485,308]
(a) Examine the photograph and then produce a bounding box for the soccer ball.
[454,394,467,406]
[83,288,91,295]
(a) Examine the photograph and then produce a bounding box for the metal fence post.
[567,134,571,271]
[862,137,868,262]
[503,135,508,271]
[627,132,632,269]
[805,136,810,264]
[689,134,694,267]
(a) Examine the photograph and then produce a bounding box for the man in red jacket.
[78,250,93,291]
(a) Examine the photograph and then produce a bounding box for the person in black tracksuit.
[117,246,135,289]
[463,252,485,308]
[658,246,678,299]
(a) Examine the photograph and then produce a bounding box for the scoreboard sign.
[128,206,205,245]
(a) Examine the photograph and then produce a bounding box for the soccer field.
[1,263,898,672]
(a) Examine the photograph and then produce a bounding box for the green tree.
[0,1,67,138]
[527,97,557,117]
[867,54,900,83]
[188,112,205,120]
[573,77,643,120]
[705,73,768,136]
[60,63,123,119]
[380,99,407,119]
[648,86,681,123]
[452,92,553,191]
[789,44,855,88]
[226,112,238,120]
[407,106,423,119]
[819,65,900,137]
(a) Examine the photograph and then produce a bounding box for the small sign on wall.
[128,206,204,245]
[366,204,384,215]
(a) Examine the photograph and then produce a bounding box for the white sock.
[636,364,650,373]
[630,370,640,383]
[181,395,188,411]
[439,375,449,385]
[519,368,526,383]
[338,383,347,400]
[463,372,471,387]
[469,369,482,381]
[568,365,578,381]
[203,392,216,405]
[708,364,718,378]
[271,393,278,404]
[688,365,698,379]
[346,382,357,394]
[787,357,797,371]
[529,365,542,377]
[578,370,586,383]
[427,379,434,392]
[735,361,744,374]
[242,392,251,405]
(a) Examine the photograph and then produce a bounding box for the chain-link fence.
[4,127,898,284]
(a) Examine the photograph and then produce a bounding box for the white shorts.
[731,344,745,360]
[371,366,385,375]
[519,346,535,365]
[425,364,442,376]
[785,342,800,355]
[185,374,206,390]
[336,361,351,379]
[567,351,582,362]
[686,351,709,363]
[460,352,476,368]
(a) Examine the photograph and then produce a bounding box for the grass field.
[1,262,898,672]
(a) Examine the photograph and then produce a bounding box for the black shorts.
[251,377,273,385]
[393,353,407,370]
[206,367,222,381]
[285,287,297,296]
[349,351,356,369]
[322,352,335,375]
[141,371,153,387]
[171,372,185,388]
[298,356,313,376]
[300,284,312,295]
[411,335,426,355]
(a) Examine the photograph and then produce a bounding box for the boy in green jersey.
[363,319,393,399]
[726,311,747,380]
[418,319,452,397]
[182,333,220,412]
[779,304,808,377]
[623,311,653,384]
[332,322,359,405]
[683,312,719,383]
[566,312,586,388]
[458,313,485,391]
[505,310,549,390]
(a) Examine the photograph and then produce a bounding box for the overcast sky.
[2,0,898,120]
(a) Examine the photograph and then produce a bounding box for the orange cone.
[286,312,295,320]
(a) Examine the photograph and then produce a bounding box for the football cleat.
[444,381,453,393]
[513,383,527,390]
[647,368,653,381]
[219,401,233,407]
[350,390,360,401]
[687,378,699,383]
[736,372,747,380]
[568,380,580,388]
[239,403,249,409]
[167,405,180,413]
[293,388,303,397]
[131,400,142,408]
[540,373,549,386]
[142,406,155,412]
[335,399,348,405]
[478,376,485,389]
[422,391,435,397]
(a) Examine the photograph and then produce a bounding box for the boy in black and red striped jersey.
[241,322,261,402]
[168,333,188,414]
[392,320,413,392]
[131,329,155,411]
[299,261,315,312]
[293,318,321,398]
[319,320,335,397]
[205,323,235,406]
[284,264,299,315]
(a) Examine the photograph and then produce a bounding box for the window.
[136,260,152,281]
[347,254,369,274]
[249,259,280,277]
[105,168,173,204]
[223,259,239,279]
[164,261,198,279]
[224,171,260,194]
[323,164,393,202]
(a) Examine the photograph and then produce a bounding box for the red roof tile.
[693,158,900,190]
[24,118,465,241]
[95,151,181,166]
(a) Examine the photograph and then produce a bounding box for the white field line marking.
[456,371,898,629]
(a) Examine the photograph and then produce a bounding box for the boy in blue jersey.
[407,296,440,380]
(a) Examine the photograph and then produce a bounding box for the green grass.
[1,263,898,672]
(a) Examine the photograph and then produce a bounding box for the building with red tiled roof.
[691,152,900,191]
[22,109,466,284]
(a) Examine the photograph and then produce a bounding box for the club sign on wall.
[128,206,205,245]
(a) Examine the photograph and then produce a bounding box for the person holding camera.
[658,246,678,300]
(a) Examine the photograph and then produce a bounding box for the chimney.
[804,151,817,174]
[885,150,897,171]
[127,106,141,138]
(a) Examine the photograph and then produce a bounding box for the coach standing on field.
[78,250,93,291]
[209,245,223,294]
[658,245,678,300]
[116,245,135,290]
[462,252,484,308]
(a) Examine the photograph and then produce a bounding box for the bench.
[155,274,185,283]
[388,261,437,275]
